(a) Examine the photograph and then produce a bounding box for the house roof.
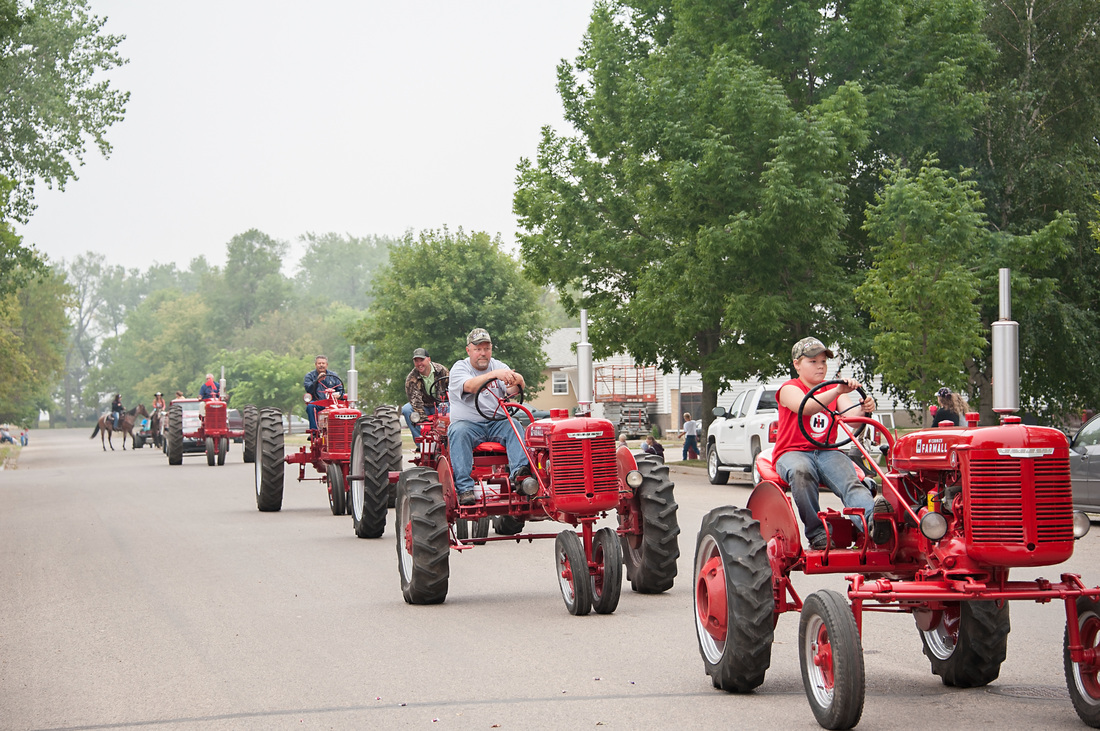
[544,327,581,368]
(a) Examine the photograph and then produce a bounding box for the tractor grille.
[204,404,226,430]
[325,414,357,454]
[549,435,618,499]
[967,454,1073,551]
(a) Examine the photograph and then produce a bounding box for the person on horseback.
[152,392,165,410]
[111,394,124,430]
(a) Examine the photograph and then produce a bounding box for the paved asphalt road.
[2,428,1097,730]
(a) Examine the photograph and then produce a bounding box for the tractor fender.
[616,445,640,490]
[746,480,801,561]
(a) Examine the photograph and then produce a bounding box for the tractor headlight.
[1073,511,1091,539]
[410,411,421,424]
[625,470,644,489]
[919,511,948,541]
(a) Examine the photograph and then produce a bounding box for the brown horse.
[90,404,149,451]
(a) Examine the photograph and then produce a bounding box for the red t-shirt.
[774,378,840,460]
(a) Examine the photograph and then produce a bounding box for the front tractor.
[693,378,1100,729]
[252,377,401,516]
[165,397,257,467]
[394,377,680,616]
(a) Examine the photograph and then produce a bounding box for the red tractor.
[692,378,1100,728]
[394,377,680,615]
[165,397,257,467]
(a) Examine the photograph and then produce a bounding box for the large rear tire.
[619,458,680,593]
[919,601,1010,687]
[255,408,284,512]
[396,468,450,604]
[1065,596,1100,728]
[327,462,347,516]
[242,404,258,463]
[167,404,183,465]
[707,444,730,484]
[591,526,623,615]
[694,506,774,692]
[555,530,592,616]
[351,416,392,538]
[374,405,403,507]
[799,590,865,730]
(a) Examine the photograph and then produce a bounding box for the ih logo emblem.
[809,412,831,439]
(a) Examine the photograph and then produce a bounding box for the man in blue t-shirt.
[303,355,344,431]
[448,328,532,505]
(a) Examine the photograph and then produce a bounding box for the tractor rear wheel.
[396,468,449,604]
[217,436,228,466]
[694,506,774,692]
[166,404,183,465]
[799,589,865,730]
[351,416,391,538]
[493,515,525,535]
[919,600,1010,687]
[242,404,258,463]
[591,526,623,615]
[327,462,347,516]
[1065,596,1100,727]
[374,405,403,507]
[707,444,730,484]
[619,458,680,593]
[555,530,592,616]
[205,437,216,466]
[255,408,284,512]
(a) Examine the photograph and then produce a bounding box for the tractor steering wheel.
[429,375,449,404]
[474,379,525,421]
[797,379,869,449]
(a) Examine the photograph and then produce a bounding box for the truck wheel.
[799,589,865,730]
[217,436,228,466]
[619,458,680,593]
[694,506,774,691]
[327,462,346,516]
[591,526,623,615]
[707,444,729,485]
[167,404,183,465]
[493,515,525,535]
[205,437,216,466]
[351,416,390,538]
[396,468,449,604]
[373,405,403,507]
[255,408,284,512]
[242,405,258,463]
[1065,596,1100,727]
[555,530,592,616]
[919,601,1009,687]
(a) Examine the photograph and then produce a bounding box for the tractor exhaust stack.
[347,346,358,407]
[576,310,593,416]
[992,267,1019,415]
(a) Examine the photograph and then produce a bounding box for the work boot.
[870,495,894,545]
[458,490,476,506]
[809,533,831,551]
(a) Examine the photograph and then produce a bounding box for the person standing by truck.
[682,412,700,460]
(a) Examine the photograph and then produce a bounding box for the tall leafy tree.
[294,232,393,310]
[348,228,549,406]
[0,0,129,222]
[208,229,292,334]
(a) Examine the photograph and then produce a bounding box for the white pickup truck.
[706,384,780,484]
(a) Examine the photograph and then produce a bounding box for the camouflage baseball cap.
[466,328,492,345]
[412,348,429,359]
[791,336,834,360]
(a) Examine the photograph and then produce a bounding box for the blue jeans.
[306,402,322,430]
[776,449,874,542]
[447,419,529,496]
[683,434,699,460]
[401,402,437,435]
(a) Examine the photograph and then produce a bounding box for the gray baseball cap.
[466,328,491,345]
[791,336,834,360]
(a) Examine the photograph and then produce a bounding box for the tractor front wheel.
[456,517,490,545]
[166,405,183,466]
[799,589,865,730]
[493,515,525,535]
[205,437,216,466]
[619,458,680,593]
[242,404,258,463]
[590,526,623,615]
[1065,596,1100,728]
[327,462,347,516]
[217,436,228,466]
[694,506,774,692]
[396,468,449,604]
[919,600,1009,687]
[255,408,284,512]
[555,530,592,616]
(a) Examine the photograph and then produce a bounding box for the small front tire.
[555,530,592,616]
[327,462,347,516]
[799,590,865,730]
[1066,596,1100,728]
[591,526,623,615]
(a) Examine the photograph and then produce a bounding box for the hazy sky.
[17,1,595,272]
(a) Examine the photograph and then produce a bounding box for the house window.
[552,371,569,395]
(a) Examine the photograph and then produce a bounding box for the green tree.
[294,232,393,310]
[855,162,987,419]
[210,349,313,415]
[348,229,549,406]
[0,177,47,295]
[0,0,129,222]
[208,229,292,335]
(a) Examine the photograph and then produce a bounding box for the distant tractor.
[165,395,257,467]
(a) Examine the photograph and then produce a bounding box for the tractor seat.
[473,442,506,455]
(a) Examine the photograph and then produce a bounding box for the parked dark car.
[228,408,244,442]
[1071,413,1100,512]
